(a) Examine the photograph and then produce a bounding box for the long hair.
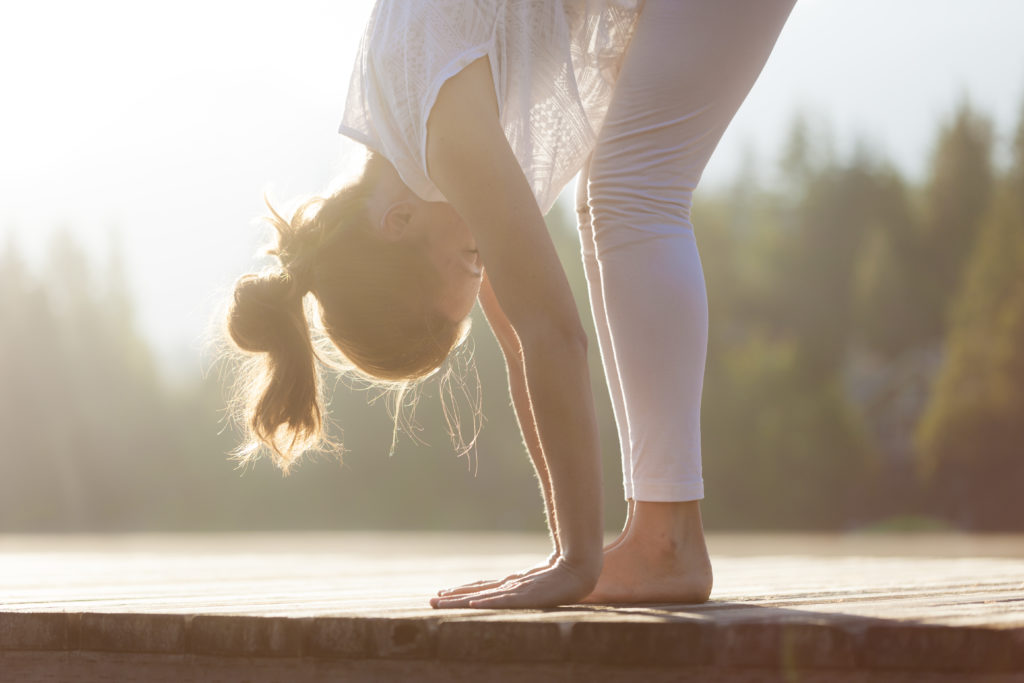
[224,155,473,472]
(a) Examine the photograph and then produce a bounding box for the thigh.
[589,0,795,225]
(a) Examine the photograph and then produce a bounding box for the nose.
[462,249,483,276]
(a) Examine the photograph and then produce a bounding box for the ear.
[379,201,416,242]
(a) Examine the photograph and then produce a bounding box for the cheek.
[437,205,474,246]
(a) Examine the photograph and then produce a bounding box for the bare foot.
[583,500,712,604]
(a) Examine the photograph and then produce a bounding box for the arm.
[426,58,603,607]
[434,272,561,600]
[479,271,561,558]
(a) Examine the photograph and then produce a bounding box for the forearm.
[505,346,561,555]
[519,332,604,574]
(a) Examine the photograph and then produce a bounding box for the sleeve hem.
[337,124,376,152]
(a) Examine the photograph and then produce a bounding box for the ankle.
[633,500,703,526]
[630,501,706,546]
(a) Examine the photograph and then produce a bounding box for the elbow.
[518,318,589,357]
[568,324,589,354]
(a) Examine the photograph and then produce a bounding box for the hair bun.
[227,270,303,354]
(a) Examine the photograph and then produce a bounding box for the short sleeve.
[339,0,640,214]
[339,0,498,202]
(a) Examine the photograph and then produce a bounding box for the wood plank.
[1,532,1022,679]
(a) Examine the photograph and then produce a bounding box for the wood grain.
[1,532,1021,681]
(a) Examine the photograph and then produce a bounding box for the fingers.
[435,561,555,597]
[431,565,590,610]
[437,578,508,597]
[462,578,566,609]
[431,581,521,608]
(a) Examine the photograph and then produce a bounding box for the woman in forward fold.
[225,0,794,608]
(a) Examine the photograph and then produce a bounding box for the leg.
[577,155,636,547]
[583,0,795,603]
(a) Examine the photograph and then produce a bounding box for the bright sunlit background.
[3,0,1023,362]
[2,0,1024,533]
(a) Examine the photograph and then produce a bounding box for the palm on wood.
[430,559,594,609]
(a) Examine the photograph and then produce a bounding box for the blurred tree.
[701,333,875,529]
[778,112,835,194]
[0,240,58,525]
[692,121,881,529]
[915,101,994,343]
[848,168,934,359]
[0,232,179,530]
[914,103,1024,529]
[770,140,896,377]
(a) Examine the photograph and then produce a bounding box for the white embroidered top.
[339,0,641,214]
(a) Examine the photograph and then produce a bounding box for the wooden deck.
[1,532,1022,682]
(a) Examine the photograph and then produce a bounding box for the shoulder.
[425,57,503,188]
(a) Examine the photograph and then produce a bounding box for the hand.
[434,552,559,599]
[430,557,597,609]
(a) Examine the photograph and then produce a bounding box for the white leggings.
[577,0,795,501]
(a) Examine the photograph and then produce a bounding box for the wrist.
[557,550,603,587]
[559,527,603,567]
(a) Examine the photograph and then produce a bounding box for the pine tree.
[916,100,994,342]
[914,102,1024,529]
[849,168,933,358]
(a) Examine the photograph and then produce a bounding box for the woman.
[226,0,795,608]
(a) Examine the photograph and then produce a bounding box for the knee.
[586,162,697,258]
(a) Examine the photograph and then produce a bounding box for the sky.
[2,0,1024,368]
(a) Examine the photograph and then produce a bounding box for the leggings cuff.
[631,478,704,502]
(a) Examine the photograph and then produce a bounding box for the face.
[371,160,484,323]
[409,200,483,323]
